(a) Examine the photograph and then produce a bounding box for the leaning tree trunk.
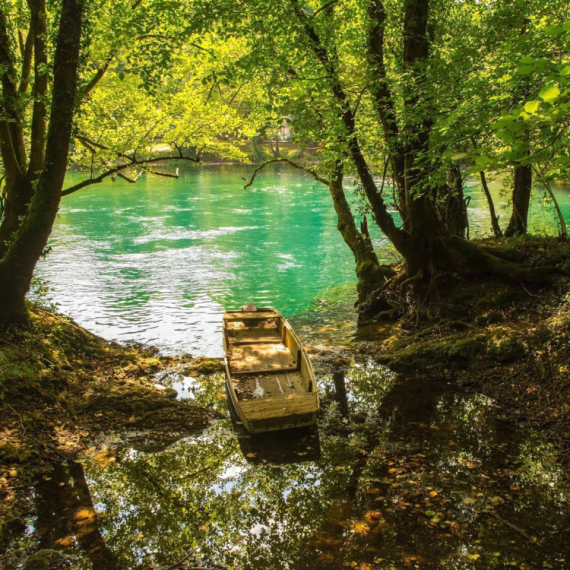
[0,0,49,258]
[479,171,502,237]
[0,0,84,327]
[291,0,560,314]
[505,164,532,237]
[328,168,395,311]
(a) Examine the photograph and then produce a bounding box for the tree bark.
[269,133,280,158]
[444,165,468,239]
[328,167,395,310]
[251,134,263,161]
[505,164,532,237]
[0,0,84,327]
[0,4,46,256]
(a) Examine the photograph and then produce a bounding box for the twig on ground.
[491,511,532,541]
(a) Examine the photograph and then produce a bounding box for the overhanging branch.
[243,158,329,189]
[79,49,117,101]
[61,154,200,197]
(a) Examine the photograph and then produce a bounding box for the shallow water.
[33,164,570,356]
[5,363,570,569]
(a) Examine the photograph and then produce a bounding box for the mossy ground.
[0,305,219,547]
[375,236,570,470]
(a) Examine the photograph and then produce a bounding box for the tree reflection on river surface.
[5,361,570,569]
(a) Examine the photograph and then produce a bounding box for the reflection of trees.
[21,367,568,570]
[84,420,364,569]
[34,461,119,569]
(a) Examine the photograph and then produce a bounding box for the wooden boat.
[223,305,319,433]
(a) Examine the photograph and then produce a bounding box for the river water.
[34,164,570,356]
[9,165,569,570]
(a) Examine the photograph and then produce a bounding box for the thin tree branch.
[312,0,339,18]
[532,166,567,240]
[189,42,214,55]
[18,22,34,94]
[243,158,329,189]
[61,155,198,197]
[140,164,179,178]
[116,171,141,183]
[79,49,117,101]
[228,79,249,105]
[379,155,389,196]
[27,0,49,178]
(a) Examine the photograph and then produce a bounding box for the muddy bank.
[0,306,220,546]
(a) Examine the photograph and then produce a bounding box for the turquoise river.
[34,164,570,356]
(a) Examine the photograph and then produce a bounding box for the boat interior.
[224,308,315,401]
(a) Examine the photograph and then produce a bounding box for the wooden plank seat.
[224,311,278,321]
[239,392,318,422]
[229,342,297,374]
[226,317,281,344]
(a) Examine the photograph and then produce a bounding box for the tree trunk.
[0,173,35,257]
[328,168,395,311]
[444,165,468,239]
[0,0,84,327]
[269,134,280,158]
[251,135,263,161]
[291,0,560,314]
[505,164,532,237]
[479,171,502,237]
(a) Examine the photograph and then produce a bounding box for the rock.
[486,335,526,363]
[183,357,223,375]
[164,388,178,400]
[378,335,485,372]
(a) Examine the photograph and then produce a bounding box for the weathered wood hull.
[223,306,318,433]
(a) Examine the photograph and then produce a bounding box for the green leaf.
[451,153,467,161]
[545,25,563,36]
[539,84,561,103]
[524,100,540,114]
[563,21,570,31]
[560,66,570,76]
[516,65,534,76]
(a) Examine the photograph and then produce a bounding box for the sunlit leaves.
[538,84,560,103]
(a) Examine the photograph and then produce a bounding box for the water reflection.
[236,428,322,466]
[7,363,570,569]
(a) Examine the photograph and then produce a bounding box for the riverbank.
[0,306,221,545]
[376,235,570,470]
